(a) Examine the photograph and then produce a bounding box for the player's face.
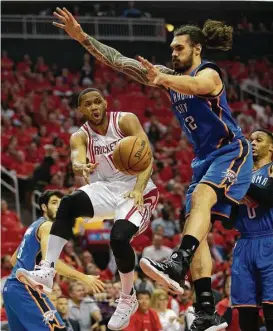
[171,35,200,72]
[78,91,107,126]
[250,131,273,161]
[46,195,61,221]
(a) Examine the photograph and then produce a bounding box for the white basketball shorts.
[79,179,159,235]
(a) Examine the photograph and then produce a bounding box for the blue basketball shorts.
[185,138,253,222]
[231,233,273,306]
[3,279,65,331]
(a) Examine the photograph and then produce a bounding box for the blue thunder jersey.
[10,217,46,280]
[235,162,273,235]
[169,61,243,159]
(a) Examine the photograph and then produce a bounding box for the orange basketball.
[113,136,152,175]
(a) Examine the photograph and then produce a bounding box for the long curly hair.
[174,19,233,52]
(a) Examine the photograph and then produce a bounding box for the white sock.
[119,270,134,295]
[45,234,67,267]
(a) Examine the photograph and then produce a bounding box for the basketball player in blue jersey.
[231,129,273,331]
[3,190,104,331]
[23,8,252,330]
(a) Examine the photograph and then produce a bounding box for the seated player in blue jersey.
[20,8,253,331]
[3,190,104,331]
[230,129,273,331]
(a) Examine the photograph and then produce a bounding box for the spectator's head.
[154,224,164,236]
[23,115,33,127]
[172,20,233,72]
[177,280,192,303]
[36,56,45,65]
[69,282,85,304]
[50,173,64,188]
[64,240,75,256]
[137,290,151,313]
[23,54,30,61]
[48,292,58,306]
[62,68,69,76]
[1,200,8,213]
[38,190,64,221]
[250,129,273,162]
[78,88,107,126]
[128,1,135,8]
[113,99,121,111]
[29,142,38,153]
[105,281,115,299]
[56,296,69,318]
[55,76,63,86]
[48,113,58,124]
[82,250,94,266]
[86,263,100,276]
[265,104,272,116]
[152,234,163,249]
[151,289,168,312]
[16,151,25,163]
[53,283,62,298]
[1,255,12,270]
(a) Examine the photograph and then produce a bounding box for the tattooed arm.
[53,7,174,86]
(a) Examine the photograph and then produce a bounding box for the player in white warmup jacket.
[17,88,159,331]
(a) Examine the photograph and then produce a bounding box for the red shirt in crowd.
[1,209,20,228]
[124,308,162,331]
[217,298,240,331]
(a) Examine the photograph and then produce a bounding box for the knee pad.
[56,190,94,219]
[69,190,94,218]
[110,220,138,250]
[110,220,138,273]
[50,190,94,240]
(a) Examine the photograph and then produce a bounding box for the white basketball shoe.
[16,260,55,294]
[108,290,138,330]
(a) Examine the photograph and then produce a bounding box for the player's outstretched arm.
[139,56,221,96]
[53,7,173,86]
[119,113,154,207]
[70,130,98,184]
[39,222,105,293]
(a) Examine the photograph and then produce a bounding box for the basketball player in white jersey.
[17,88,159,330]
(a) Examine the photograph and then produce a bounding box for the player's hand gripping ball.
[113,136,152,175]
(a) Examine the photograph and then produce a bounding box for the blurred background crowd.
[1,1,273,331]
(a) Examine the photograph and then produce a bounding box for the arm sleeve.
[247,178,273,208]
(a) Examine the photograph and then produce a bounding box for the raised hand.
[137,56,163,85]
[73,162,99,184]
[53,7,85,42]
[124,189,144,210]
[82,275,105,294]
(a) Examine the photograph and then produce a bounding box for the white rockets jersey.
[80,112,137,183]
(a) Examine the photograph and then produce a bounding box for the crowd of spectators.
[1,49,272,330]
[38,2,151,19]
